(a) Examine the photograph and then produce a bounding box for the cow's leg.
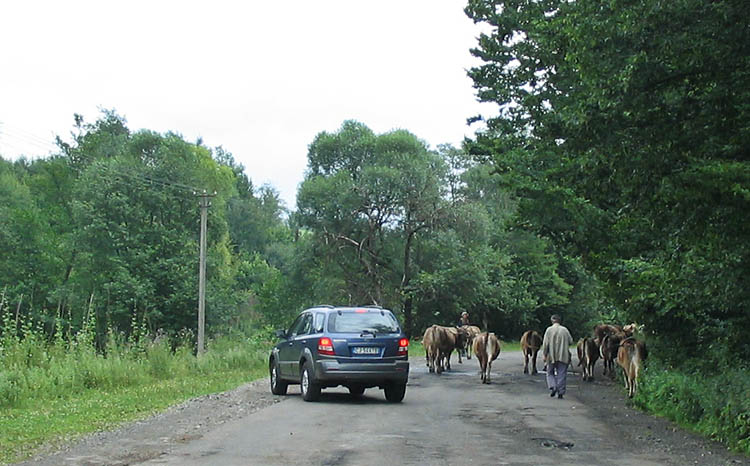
[446,350,452,371]
[585,361,591,381]
[531,349,539,375]
[486,360,492,384]
[523,350,529,374]
[625,371,633,398]
[457,347,463,364]
[584,358,590,381]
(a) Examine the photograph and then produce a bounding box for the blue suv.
[269,305,410,402]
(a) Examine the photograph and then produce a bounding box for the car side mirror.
[275,329,287,339]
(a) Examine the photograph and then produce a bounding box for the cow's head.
[455,327,469,347]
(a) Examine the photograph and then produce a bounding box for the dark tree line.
[464,0,750,365]
[1,112,599,345]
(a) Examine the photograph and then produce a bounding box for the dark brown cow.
[600,332,625,377]
[593,324,623,347]
[617,338,647,397]
[438,326,469,370]
[576,336,599,381]
[520,330,542,375]
[472,332,501,383]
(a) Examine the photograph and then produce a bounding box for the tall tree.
[465,0,750,360]
[297,121,449,335]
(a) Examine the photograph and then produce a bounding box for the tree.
[0,159,60,315]
[465,0,750,360]
[297,121,450,335]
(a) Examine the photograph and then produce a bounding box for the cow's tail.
[486,332,499,358]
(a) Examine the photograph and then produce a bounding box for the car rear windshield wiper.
[360,329,377,338]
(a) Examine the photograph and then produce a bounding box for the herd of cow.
[421,322,648,398]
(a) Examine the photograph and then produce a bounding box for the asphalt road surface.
[127,350,745,466]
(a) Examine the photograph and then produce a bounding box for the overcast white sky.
[0,1,495,208]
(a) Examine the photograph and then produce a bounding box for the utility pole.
[196,190,216,355]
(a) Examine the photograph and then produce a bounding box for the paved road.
[134,350,741,466]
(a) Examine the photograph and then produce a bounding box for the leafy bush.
[635,360,750,454]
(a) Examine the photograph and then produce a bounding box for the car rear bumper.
[314,359,409,385]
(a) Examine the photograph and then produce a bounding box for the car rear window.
[327,311,400,334]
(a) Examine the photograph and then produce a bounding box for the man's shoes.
[550,389,557,397]
[558,393,564,399]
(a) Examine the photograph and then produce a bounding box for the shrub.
[635,360,750,454]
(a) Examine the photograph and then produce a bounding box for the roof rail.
[314,304,335,308]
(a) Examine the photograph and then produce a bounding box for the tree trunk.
[403,295,414,339]
[401,229,416,338]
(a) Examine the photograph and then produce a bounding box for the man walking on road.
[542,314,573,399]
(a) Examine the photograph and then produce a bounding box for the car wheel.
[384,382,406,403]
[270,361,288,395]
[300,361,321,402]
[348,384,366,396]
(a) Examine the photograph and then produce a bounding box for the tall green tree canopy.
[298,121,450,334]
[465,0,750,361]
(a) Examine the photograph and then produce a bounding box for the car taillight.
[318,337,335,355]
[398,338,409,355]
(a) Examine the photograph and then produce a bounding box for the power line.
[0,122,59,157]
[96,164,200,193]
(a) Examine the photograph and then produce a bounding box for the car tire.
[348,384,366,396]
[384,382,406,403]
[300,361,321,402]
[270,361,288,395]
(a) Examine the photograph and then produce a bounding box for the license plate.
[352,346,379,355]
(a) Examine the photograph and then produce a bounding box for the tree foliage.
[465,0,750,361]
[0,111,295,344]
[297,121,585,337]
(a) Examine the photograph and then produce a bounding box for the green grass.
[0,330,271,465]
[633,361,750,455]
[502,340,521,352]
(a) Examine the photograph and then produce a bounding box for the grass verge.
[0,335,269,465]
[633,361,750,455]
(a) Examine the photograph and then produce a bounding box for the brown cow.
[520,330,542,375]
[593,323,623,347]
[460,325,482,359]
[617,338,647,397]
[600,332,625,377]
[622,322,644,338]
[438,326,469,370]
[422,325,440,373]
[576,336,599,381]
[422,325,467,374]
[472,332,501,383]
